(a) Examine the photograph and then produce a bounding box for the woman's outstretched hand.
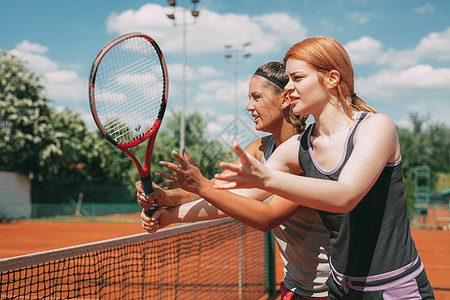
[156,148,214,195]
[214,140,268,190]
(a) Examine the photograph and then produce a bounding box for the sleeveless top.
[298,112,423,292]
[261,135,330,297]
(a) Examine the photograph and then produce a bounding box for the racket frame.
[88,32,168,204]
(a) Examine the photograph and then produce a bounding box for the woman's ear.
[281,94,290,110]
[326,70,340,89]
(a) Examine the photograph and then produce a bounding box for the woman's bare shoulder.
[265,133,303,174]
[243,136,270,160]
[279,133,302,149]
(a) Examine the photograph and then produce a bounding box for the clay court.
[1,212,449,299]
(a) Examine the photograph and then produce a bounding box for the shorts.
[280,281,328,300]
[327,268,435,299]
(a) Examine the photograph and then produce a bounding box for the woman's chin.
[254,123,263,131]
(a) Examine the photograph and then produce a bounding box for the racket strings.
[93,36,165,145]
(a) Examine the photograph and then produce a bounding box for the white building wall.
[0,171,31,219]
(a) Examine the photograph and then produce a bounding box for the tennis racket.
[88,32,168,216]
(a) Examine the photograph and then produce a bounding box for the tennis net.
[0,218,274,299]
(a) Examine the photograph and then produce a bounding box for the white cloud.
[9,42,58,74]
[414,3,435,14]
[217,114,235,124]
[197,65,223,78]
[9,41,86,103]
[348,27,450,68]
[167,63,197,82]
[346,28,450,126]
[348,12,370,24]
[195,78,249,105]
[43,70,86,102]
[357,64,450,102]
[106,3,307,55]
[15,40,49,54]
[206,122,222,134]
[415,27,450,61]
[345,36,383,65]
[195,79,233,103]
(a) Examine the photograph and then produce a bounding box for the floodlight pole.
[224,43,251,158]
[166,0,200,154]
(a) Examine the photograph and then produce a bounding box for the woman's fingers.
[218,161,242,174]
[159,160,183,174]
[232,140,250,164]
[137,193,157,210]
[135,181,144,194]
[158,181,181,189]
[155,171,178,181]
[213,181,237,190]
[170,150,190,170]
[141,209,160,233]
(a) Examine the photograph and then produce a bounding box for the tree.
[0,51,133,186]
[397,113,450,211]
[41,107,135,185]
[0,50,56,179]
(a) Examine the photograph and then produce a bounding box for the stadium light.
[224,43,252,156]
[166,0,200,153]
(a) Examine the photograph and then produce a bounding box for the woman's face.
[247,75,284,132]
[284,58,328,116]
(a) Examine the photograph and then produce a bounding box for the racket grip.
[141,176,157,217]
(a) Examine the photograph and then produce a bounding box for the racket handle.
[141,176,157,217]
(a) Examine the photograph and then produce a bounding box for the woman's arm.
[216,114,400,213]
[143,191,302,233]
[137,137,267,208]
[156,138,303,231]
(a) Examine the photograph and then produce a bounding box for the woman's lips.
[289,98,299,106]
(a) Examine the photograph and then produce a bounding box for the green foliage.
[0,51,133,187]
[397,112,450,209]
[0,51,53,178]
[435,172,450,194]
[397,113,450,181]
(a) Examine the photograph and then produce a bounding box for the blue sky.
[1,0,449,147]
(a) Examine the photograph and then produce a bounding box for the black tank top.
[298,112,418,279]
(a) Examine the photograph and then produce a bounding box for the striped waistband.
[330,255,423,292]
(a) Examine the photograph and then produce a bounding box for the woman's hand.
[214,140,269,190]
[156,148,214,196]
[141,207,174,233]
[135,181,183,208]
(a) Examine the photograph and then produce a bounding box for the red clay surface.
[1,213,449,299]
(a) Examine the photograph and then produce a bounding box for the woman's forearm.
[165,188,201,206]
[174,199,228,222]
[199,187,292,232]
[263,168,358,213]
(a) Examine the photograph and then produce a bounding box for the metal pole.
[180,9,186,154]
[238,223,243,300]
[233,50,238,161]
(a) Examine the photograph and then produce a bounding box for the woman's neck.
[312,104,353,138]
[271,121,298,148]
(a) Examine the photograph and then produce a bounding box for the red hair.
[284,36,376,116]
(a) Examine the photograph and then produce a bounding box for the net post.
[264,231,276,297]
[238,223,243,300]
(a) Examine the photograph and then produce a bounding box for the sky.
[1,0,450,148]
